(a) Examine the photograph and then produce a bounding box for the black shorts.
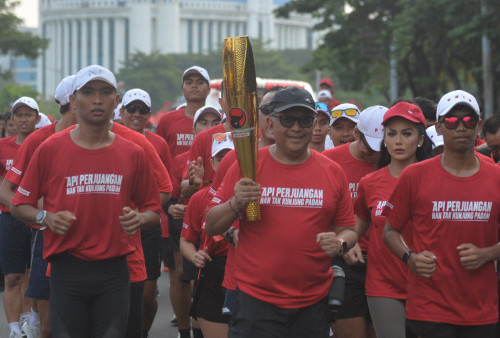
[0,213,31,274]
[331,256,369,320]
[160,237,175,269]
[141,226,162,281]
[26,229,50,300]
[190,256,228,323]
[183,256,198,281]
[229,289,330,338]
[407,319,496,338]
[168,215,183,251]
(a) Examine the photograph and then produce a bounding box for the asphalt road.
[0,268,180,338]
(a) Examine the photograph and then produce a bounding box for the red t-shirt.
[210,148,355,308]
[172,152,189,200]
[210,149,237,196]
[156,108,194,158]
[184,124,227,184]
[0,136,20,212]
[182,186,228,257]
[322,142,377,251]
[382,155,500,325]
[5,123,57,186]
[145,130,174,238]
[12,132,162,262]
[355,167,412,299]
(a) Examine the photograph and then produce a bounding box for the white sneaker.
[21,321,40,338]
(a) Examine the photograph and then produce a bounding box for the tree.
[117,42,314,112]
[0,0,48,77]
[0,83,38,113]
[276,0,500,106]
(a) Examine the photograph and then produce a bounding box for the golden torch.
[222,36,260,221]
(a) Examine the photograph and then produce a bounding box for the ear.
[115,94,120,108]
[477,119,483,133]
[266,115,274,129]
[418,133,424,147]
[354,126,359,140]
[120,108,125,119]
[36,114,41,124]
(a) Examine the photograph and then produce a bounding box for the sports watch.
[36,210,48,230]
[338,239,348,256]
[401,250,414,264]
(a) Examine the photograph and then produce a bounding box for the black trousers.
[50,253,130,338]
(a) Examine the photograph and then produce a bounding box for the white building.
[38,0,320,97]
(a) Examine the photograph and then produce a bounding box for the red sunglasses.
[442,115,478,130]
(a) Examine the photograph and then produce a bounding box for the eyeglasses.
[331,108,359,119]
[315,102,329,112]
[442,115,478,130]
[125,104,150,115]
[272,114,315,128]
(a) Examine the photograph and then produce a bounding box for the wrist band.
[228,197,241,219]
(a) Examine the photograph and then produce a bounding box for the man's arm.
[317,226,358,257]
[343,216,370,264]
[119,207,160,234]
[383,220,436,278]
[0,179,16,208]
[11,204,76,236]
[205,177,261,236]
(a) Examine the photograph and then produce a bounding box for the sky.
[14,0,39,28]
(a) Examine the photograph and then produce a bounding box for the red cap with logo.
[319,78,334,88]
[382,102,426,127]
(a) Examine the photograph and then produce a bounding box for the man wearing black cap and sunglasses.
[383,89,500,337]
[206,86,358,338]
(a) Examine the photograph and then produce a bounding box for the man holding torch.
[205,86,358,337]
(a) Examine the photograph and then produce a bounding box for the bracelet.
[228,197,241,219]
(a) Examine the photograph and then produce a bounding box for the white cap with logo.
[426,125,444,149]
[36,112,52,129]
[122,89,151,108]
[436,89,480,120]
[193,106,223,127]
[357,105,388,152]
[55,75,76,106]
[211,132,235,157]
[12,97,39,114]
[317,90,332,100]
[182,66,210,84]
[73,65,117,92]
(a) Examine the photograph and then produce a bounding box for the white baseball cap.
[357,105,388,152]
[121,89,151,108]
[436,90,480,120]
[330,103,360,125]
[193,106,223,127]
[73,65,117,92]
[114,103,122,121]
[211,132,234,157]
[55,75,76,106]
[36,112,52,129]
[182,66,210,84]
[426,125,444,149]
[12,96,39,114]
[317,90,332,100]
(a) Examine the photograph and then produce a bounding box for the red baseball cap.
[319,78,333,88]
[382,102,426,127]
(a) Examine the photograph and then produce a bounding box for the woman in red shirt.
[345,102,433,338]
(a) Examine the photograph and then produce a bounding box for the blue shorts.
[26,228,50,300]
[0,213,31,274]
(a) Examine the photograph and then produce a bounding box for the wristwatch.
[338,239,348,256]
[225,227,236,244]
[35,210,47,230]
[401,250,414,264]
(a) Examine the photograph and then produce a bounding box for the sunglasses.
[125,104,150,115]
[272,114,315,128]
[315,102,329,112]
[442,115,478,130]
[331,108,359,118]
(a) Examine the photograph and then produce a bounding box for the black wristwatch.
[401,250,414,265]
[225,227,236,244]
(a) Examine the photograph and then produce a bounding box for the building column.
[201,20,209,54]
[102,19,110,69]
[81,19,88,67]
[71,19,78,74]
[91,19,98,64]
[211,20,218,51]
[192,20,199,54]
[114,18,125,72]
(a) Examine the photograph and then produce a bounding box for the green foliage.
[0,0,48,60]
[0,84,38,113]
[117,42,314,112]
[275,0,500,105]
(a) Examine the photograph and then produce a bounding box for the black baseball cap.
[269,87,316,115]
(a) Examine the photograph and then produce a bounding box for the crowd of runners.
[0,63,499,338]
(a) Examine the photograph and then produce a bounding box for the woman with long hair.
[344,101,433,337]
